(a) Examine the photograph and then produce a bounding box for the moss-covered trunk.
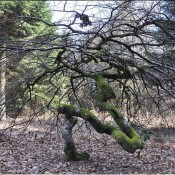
[59,75,144,161]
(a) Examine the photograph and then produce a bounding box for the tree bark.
[62,115,90,161]
[0,42,7,121]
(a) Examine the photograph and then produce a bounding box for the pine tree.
[0,1,53,120]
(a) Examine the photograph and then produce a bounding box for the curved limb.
[93,76,140,138]
[60,105,144,154]
[60,75,144,160]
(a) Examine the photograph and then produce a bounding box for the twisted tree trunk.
[59,75,144,161]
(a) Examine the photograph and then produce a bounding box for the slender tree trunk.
[62,116,78,160]
[62,115,90,161]
[0,42,7,121]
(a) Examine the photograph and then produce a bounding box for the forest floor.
[0,117,175,174]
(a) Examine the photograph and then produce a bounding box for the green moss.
[94,48,109,58]
[81,108,94,119]
[59,74,144,156]
[76,152,90,161]
[95,76,114,93]
[64,145,77,161]
[102,123,114,134]
[68,116,77,126]
[97,102,129,132]
[94,93,103,102]
[95,76,115,97]
[59,104,78,117]
[61,104,76,111]
[64,149,90,161]
[112,129,125,140]
[112,129,144,153]
[102,104,130,131]
[99,102,114,111]
[76,107,113,134]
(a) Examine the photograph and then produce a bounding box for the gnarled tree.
[1,1,175,161]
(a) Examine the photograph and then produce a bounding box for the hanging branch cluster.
[75,13,92,28]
